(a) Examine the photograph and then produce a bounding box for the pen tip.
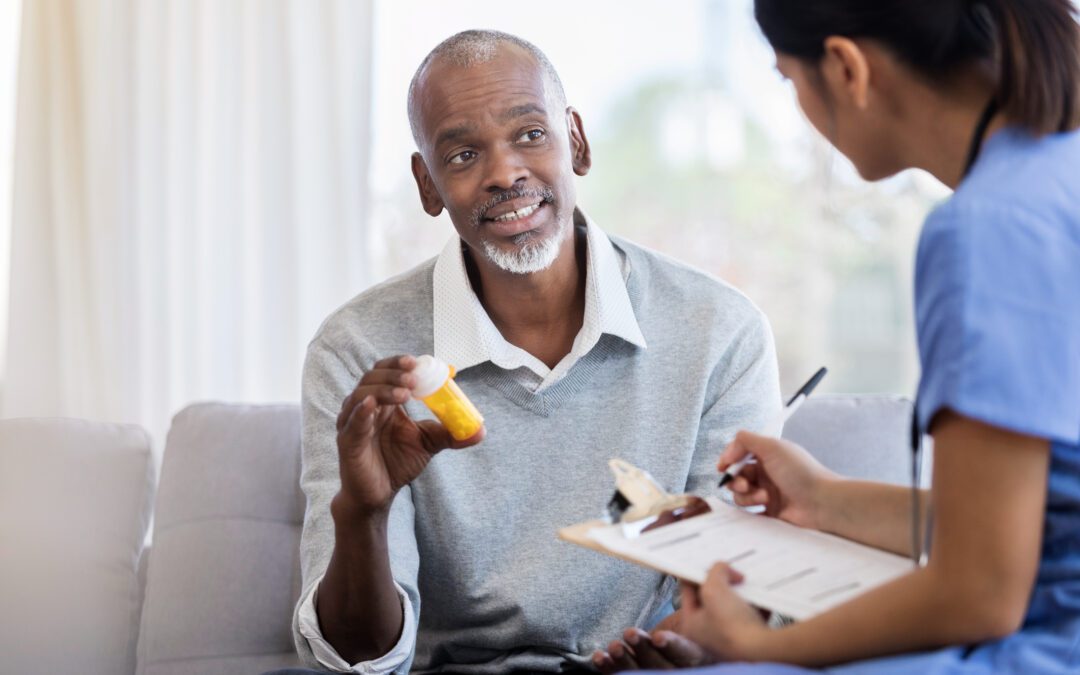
[717,474,732,489]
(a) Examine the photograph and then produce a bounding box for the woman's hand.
[592,611,715,673]
[677,565,769,662]
[719,431,837,530]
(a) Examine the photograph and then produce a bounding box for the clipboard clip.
[603,459,712,537]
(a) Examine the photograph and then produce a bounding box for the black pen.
[718,367,828,488]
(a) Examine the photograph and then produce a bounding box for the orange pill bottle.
[410,355,484,441]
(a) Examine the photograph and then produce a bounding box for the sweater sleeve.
[687,305,782,497]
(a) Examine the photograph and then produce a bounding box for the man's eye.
[449,150,476,165]
[449,150,477,165]
[518,129,545,143]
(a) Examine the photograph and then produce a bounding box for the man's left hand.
[592,610,714,673]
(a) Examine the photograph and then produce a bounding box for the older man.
[289,30,780,674]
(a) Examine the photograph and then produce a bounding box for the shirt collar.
[432,209,647,373]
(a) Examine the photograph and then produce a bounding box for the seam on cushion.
[153,514,301,536]
[125,444,156,673]
[824,395,906,403]
[178,401,299,417]
[143,649,298,666]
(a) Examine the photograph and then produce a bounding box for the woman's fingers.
[717,435,751,472]
[706,562,746,587]
[732,487,771,508]
[680,582,701,612]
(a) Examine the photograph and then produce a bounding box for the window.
[372,0,945,395]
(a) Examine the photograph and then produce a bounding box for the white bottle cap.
[411,354,451,398]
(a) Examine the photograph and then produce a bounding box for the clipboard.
[558,460,912,621]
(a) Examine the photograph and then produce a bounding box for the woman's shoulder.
[941,127,1080,232]
[918,128,1080,309]
[913,130,1080,443]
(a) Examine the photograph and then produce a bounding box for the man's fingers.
[336,356,419,431]
[415,420,486,453]
[629,642,674,669]
[622,627,647,647]
[592,650,618,675]
[337,383,411,432]
[357,368,418,389]
[376,401,398,427]
[447,424,486,449]
[371,354,417,371]
[355,384,412,408]
[413,420,455,454]
[604,639,639,671]
[337,389,365,431]
[623,629,676,669]
[650,630,710,667]
[338,395,377,450]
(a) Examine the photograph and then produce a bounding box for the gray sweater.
[293,235,780,673]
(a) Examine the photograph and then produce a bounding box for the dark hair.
[755,0,1080,135]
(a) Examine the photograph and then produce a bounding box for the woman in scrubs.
[595,0,1080,672]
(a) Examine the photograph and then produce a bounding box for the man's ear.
[411,152,445,216]
[566,107,592,176]
[821,36,871,110]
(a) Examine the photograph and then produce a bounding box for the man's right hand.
[333,354,486,517]
[318,355,485,663]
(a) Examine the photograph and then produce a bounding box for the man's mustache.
[471,186,556,227]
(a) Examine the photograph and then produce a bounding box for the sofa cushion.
[136,403,304,675]
[782,394,919,485]
[0,417,155,675]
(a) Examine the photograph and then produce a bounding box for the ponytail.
[755,0,1080,135]
[983,0,1080,134]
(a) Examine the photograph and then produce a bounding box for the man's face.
[411,46,590,275]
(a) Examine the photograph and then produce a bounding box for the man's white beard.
[481,219,567,275]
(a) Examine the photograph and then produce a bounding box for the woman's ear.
[821,36,871,110]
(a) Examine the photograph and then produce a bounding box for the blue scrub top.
[652,128,1080,674]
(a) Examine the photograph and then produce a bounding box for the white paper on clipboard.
[573,496,911,621]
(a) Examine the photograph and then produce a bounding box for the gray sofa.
[0,395,915,675]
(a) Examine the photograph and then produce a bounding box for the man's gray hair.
[407,30,567,149]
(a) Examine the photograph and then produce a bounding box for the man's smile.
[489,201,541,223]
[483,201,550,238]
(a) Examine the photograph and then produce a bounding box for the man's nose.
[483,145,529,192]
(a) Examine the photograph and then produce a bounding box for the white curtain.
[4,0,374,449]
[0,0,21,390]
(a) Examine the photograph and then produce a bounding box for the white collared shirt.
[297,212,646,673]
[433,211,646,390]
